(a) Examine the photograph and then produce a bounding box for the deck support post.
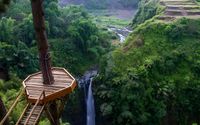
[46,98,67,125]
[30,0,54,85]
[46,101,60,125]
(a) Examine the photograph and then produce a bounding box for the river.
[107,26,132,42]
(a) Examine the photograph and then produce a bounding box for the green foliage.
[0,17,15,42]
[0,41,38,78]
[0,2,112,123]
[39,119,51,125]
[48,5,111,75]
[39,119,70,125]
[0,74,25,124]
[44,0,61,37]
[4,0,31,19]
[95,18,200,125]
[0,1,111,77]
[14,14,35,46]
[132,0,162,28]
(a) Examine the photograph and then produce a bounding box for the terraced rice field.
[158,0,200,21]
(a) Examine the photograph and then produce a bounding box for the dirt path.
[158,0,200,21]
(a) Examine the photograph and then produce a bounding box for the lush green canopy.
[0,0,112,124]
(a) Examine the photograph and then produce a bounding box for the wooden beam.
[45,105,56,125]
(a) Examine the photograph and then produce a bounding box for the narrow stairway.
[16,104,45,125]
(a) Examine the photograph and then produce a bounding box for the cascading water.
[86,78,95,125]
[107,26,132,42]
[78,69,97,125]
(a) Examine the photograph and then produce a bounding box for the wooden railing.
[24,91,45,125]
[15,104,29,125]
[0,88,25,125]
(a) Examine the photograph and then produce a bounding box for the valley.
[1,0,200,125]
[59,0,138,43]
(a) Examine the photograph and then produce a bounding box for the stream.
[107,26,132,43]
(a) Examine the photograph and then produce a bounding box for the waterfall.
[86,78,95,125]
[78,69,97,125]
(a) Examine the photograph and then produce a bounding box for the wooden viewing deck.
[23,67,77,104]
[0,68,77,125]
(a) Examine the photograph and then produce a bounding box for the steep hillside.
[132,0,162,27]
[158,0,200,21]
[95,0,200,125]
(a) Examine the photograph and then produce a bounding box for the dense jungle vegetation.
[0,0,112,124]
[1,0,200,125]
[94,0,200,125]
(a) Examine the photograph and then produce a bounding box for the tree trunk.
[0,97,9,125]
[30,0,54,85]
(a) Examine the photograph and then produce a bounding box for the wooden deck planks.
[31,74,70,79]
[27,78,72,83]
[26,82,71,87]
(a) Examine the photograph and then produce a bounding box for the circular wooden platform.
[23,67,76,103]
